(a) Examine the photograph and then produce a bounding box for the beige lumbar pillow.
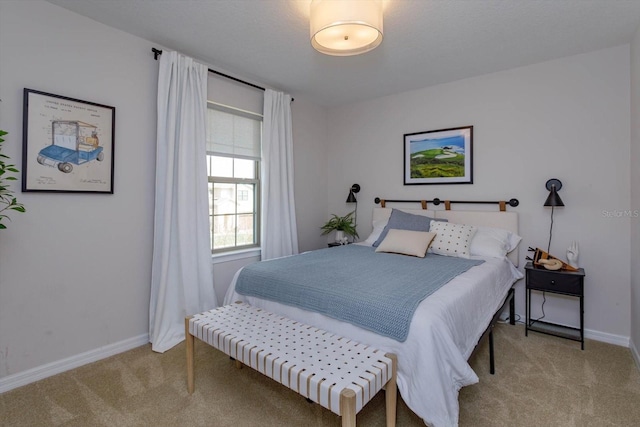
[375,229,437,258]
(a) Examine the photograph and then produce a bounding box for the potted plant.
[321,211,358,244]
[0,130,26,229]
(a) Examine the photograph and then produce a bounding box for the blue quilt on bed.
[235,245,484,342]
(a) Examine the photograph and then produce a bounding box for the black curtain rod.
[374,197,520,207]
[152,47,265,92]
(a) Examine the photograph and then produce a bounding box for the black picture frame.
[22,88,115,193]
[403,125,473,185]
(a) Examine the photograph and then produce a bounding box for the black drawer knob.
[551,280,555,285]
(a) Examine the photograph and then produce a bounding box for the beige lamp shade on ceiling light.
[310,0,384,56]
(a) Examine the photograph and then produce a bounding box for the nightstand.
[525,262,586,349]
[327,242,349,247]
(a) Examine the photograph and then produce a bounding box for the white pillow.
[470,226,522,258]
[375,229,437,258]
[428,221,477,258]
[363,219,388,246]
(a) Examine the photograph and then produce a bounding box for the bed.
[224,202,523,427]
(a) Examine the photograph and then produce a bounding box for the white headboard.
[372,207,520,266]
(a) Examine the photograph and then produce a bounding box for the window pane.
[210,155,233,178]
[237,214,255,245]
[213,214,236,249]
[212,183,236,215]
[236,183,254,214]
[234,158,255,179]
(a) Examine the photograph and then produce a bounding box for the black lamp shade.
[544,187,564,207]
[544,179,564,207]
[346,183,360,203]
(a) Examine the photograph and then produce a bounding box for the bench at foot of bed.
[186,302,398,427]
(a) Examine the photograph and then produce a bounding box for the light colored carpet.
[1,323,639,426]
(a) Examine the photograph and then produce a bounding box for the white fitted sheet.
[224,255,523,427]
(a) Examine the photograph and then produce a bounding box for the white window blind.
[207,105,261,160]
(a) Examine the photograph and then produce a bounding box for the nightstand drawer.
[527,270,582,295]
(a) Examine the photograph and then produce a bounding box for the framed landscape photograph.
[403,126,473,185]
[22,88,115,193]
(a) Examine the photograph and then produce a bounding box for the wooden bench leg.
[185,316,195,394]
[340,389,356,427]
[385,353,398,427]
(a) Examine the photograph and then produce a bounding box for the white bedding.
[224,254,523,427]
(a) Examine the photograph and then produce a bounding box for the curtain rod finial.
[152,47,163,60]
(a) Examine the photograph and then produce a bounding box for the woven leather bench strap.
[186,302,397,427]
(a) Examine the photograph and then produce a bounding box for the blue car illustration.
[37,120,104,173]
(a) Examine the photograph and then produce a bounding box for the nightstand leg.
[525,288,530,336]
[580,295,584,350]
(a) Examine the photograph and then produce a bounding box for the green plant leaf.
[0,129,26,229]
[320,211,358,238]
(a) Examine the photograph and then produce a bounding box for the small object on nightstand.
[328,242,350,247]
[525,262,586,349]
[567,241,579,268]
[527,247,578,271]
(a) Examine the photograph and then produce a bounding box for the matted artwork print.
[403,126,473,185]
[22,88,115,193]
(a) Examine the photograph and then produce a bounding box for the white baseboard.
[0,333,149,394]
[584,328,630,347]
[512,311,631,348]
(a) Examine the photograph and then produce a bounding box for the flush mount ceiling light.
[310,0,384,56]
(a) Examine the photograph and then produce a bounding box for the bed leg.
[340,389,357,427]
[185,316,195,394]
[385,353,398,427]
[509,288,515,325]
[489,326,495,375]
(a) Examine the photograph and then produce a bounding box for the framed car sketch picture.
[22,88,115,193]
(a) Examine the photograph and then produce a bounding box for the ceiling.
[45,0,640,107]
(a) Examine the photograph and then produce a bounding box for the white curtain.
[262,89,299,260]
[149,51,217,353]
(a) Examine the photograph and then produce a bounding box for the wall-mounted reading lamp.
[346,184,360,237]
[543,178,564,253]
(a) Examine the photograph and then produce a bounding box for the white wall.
[327,46,632,341]
[0,0,157,378]
[0,0,328,384]
[292,98,328,253]
[631,28,640,364]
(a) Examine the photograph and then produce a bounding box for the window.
[206,104,261,253]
